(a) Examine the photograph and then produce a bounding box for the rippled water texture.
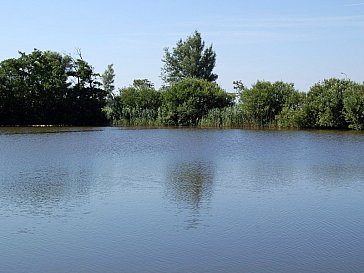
[1,127,364,273]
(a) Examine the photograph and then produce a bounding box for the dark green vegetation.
[112,76,364,130]
[161,30,218,84]
[0,49,107,125]
[234,78,364,130]
[1,31,364,129]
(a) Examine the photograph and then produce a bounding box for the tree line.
[0,49,107,125]
[1,31,364,130]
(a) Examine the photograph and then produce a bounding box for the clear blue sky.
[0,0,363,92]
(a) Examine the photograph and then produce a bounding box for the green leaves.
[114,79,162,125]
[161,31,218,84]
[343,83,364,130]
[303,78,354,129]
[161,78,233,126]
[0,49,107,125]
[102,64,115,97]
[241,80,299,126]
[112,78,233,127]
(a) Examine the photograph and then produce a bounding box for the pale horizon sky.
[0,0,363,92]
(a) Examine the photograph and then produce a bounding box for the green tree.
[66,52,107,125]
[343,82,364,130]
[161,31,217,84]
[303,78,350,129]
[0,49,73,124]
[241,81,297,126]
[0,49,107,125]
[113,79,162,125]
[101,64,116,121]
[276,90,306,128]
[118,79,161,111]
[161,78,233,126]
[102,64,115,100]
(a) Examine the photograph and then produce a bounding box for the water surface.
[1,127,364,273]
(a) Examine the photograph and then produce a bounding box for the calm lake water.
[1,127,364,273]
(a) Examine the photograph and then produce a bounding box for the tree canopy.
[112,79,162,126]
[1,36,364,130]
[161,78,233,126]
[161,31,218,84]
[102,64,115,100]
[0,49,107,125]
[241,81,299,126]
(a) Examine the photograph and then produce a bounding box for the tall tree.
[102,64,115,100]
[101,64,116,120]
[161,31,218,84]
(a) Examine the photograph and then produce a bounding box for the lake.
[1,127,364,273]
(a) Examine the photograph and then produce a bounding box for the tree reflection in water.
[165,161,214,229]
[0,167,92,218]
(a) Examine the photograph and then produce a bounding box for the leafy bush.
[343,83,364,130]
[161,78,234,126]
[241,81,298,126]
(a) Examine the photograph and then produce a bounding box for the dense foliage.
[197,78,364,130]
[1,32,364,130]
[113,79,162,126]
[0,49,107,125]
[161,31,217,84]
[112,78,233,127]
[343,83,364,130]
[161,78,233,126]
[241,81,299,126]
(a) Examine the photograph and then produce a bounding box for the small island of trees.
[1,31,364,130]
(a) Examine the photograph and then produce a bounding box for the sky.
[0,0,363,92]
